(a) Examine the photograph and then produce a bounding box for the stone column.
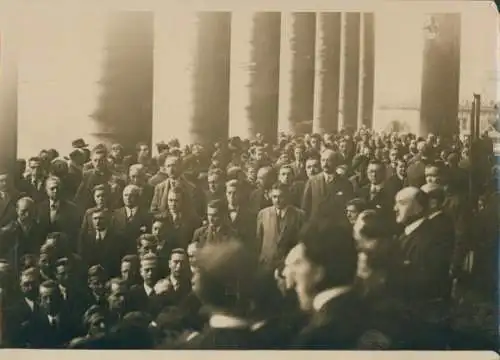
[313,12,342,134]
[341,12,361,133]
[360,12,375,129]
[0,20,18,172]
[420,14,461,137]
[153,10,199,148]
[229,12,281,143]
[278,12,316,136]
[192,12,232,145]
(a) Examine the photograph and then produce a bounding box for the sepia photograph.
[0,0,498,354]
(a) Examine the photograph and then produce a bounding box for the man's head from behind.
[193,239,259,317]
[290,223,357,312]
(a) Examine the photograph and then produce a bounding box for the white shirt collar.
[25,297,35,311]
[428,210,443,220]
[126,206,138,217]
[323,172,335,182]
[96,229,107,240]
[144,283,155,296]
[404,217,426,236]
[209,314,249,329]
[169,275,179,290]
[312,286,352,312]
[49,199,60,208]
[275,206,289,218]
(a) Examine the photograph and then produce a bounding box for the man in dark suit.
[192,199,239,248]
[0,197,44,276]
[357,160,394,217]
[291,143,307,181]
[421,183,456,276]
[301,149,354,223]
[150,154,202,217]
[128,254,165,318]
[4,267,42,347]
[0,170,23,228]
[176,240,258,349]
[128,164,155,209]
[37,176,81,245]
[22,157,47,203]
[390,187,453,349]
[75,149,116,210]
[33,280,84,348]
[249,166,275,213]
[80,184,111,237]
[385,159,409,203]
[158,186,201,251]
[406,145,433,187]
[78,208,126,277]
[256,183,305,270]
[225,179,257,252]
[288,223,366,349]
[156,248,192,307]
[113,184,151,254]
[54,257,93,319]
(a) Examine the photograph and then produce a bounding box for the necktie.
[96,231,102,242]
[50,203,58,223]
[370,186,378,201]
[127,209,134,222]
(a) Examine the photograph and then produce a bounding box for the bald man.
[301,149,354,223]
[0,197,44,275]
[113,184,151,254]
[390,186,453,349]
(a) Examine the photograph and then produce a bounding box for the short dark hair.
[299,222,357,288]
[346,198,368,212]
[207,199,227,213]
[170,248,187,259]
[92,184,110,195]
[270,182,290,196]
[356,210,393,239]
[122,254,139,264]
[136,233,158,247]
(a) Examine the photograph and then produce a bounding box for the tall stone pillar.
[278,12,316,136]
[360,13,375,129]
[341,12,361,132]
[153,10,198,148]
[229,12,281,144]
[313,12,341,134]
[192,12,232,145]
[92,11,154,153]
[420,14,461,137]
[0,21,18,172]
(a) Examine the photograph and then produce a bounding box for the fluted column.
[278,12,316,136]
[341,12,361,132]
[313,12,342,134]
[0,21,18,172]
[360,13,375,129]
[229,12,281,143]
[192,12,231,145]
[153,11,200,148]
[420,14,461,137]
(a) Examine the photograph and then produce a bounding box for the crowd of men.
[0,127,497,350]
